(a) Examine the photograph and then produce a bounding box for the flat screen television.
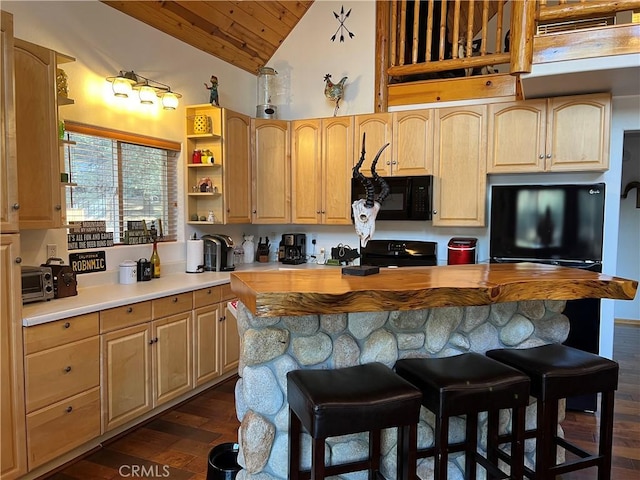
[490,183,605,263]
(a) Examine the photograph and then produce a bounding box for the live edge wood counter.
[230,262,637,317]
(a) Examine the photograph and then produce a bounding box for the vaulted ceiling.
[101,1,315,75]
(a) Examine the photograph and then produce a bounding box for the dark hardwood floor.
[46,324,639,480]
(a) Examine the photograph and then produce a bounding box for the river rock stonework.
[233,300,569,480]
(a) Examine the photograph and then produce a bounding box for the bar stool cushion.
[394,353,530,416]
[486,343,619,401]
[287,362,422,439]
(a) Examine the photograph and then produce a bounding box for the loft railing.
[376,0,640,109]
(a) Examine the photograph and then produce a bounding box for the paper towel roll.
[186,239,204,273]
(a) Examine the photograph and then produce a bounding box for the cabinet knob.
[55,204,62,211]
[219,315,226,322]
[316,210,321,214]
[252,210,257,214]
[66,406,73,413]
[432,210,437,215]
[539,154,544,159]
[149,337,158,345]
[15,257,22,264]
[64,322,71,329]
[392,160,397,165]
[172,297,178,303]
[207,289,212,294]
[64,366,72,373]
[386,160,391,165]
[12,203,19,210]
[546,153,552,159]
[127,307,133,313]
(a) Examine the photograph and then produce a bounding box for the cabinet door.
[251,119,290,223]
[152,312,193,406]
[1,12,19,233]
[0,233,27,479]
[354,113,392,176]
[392,109,433,176]
[548,93,610,171]
[14,39,60,229]
[291,119,321,224]
[193,305,221,386]
[221,301,240,375]
[433,105,487,227]
[223,109,252,223]
[487,100,546,173]
[322,116,354,225]
[101,323,152,431]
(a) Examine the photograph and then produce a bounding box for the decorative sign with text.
[67,220,114,250]
[69,251,107,274]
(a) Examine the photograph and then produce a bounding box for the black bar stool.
[287,362,422,480]
[394,352,530,480]
[487,343,618,480]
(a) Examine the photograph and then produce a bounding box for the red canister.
[192,149,202,163]
[447,237,477,265]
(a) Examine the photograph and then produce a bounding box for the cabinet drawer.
[24,313,98,355]
[100,301,152,333]
[26,387,101,469]
[193,286,222,308]
[152,292,193,319]
[220,283,235,301]
[25,336,99,413]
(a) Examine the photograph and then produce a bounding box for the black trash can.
[207,443,240,480]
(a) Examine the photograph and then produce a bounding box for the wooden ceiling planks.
[101,0,314,75]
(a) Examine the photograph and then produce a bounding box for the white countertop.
[21,262,332,326]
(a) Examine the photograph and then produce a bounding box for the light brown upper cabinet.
[251,119,290,224]
[353,113,392,175]
[391,109,433,176]
[433,105,487,227]
[223,109,251,224]
[291,117,354,225]
[14,38,73,229]
[488,93,611,173]
[1,11,19,234]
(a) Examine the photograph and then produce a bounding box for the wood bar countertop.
[230,263,637,317]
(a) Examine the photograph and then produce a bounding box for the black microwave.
[351,175,433,221]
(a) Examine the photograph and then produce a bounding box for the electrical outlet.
[46,244,57,259]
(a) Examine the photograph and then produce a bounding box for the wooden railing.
[376,0,640,109]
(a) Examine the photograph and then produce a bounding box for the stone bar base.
[233,300,570,480]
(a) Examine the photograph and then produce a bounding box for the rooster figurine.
[323,74,347,116]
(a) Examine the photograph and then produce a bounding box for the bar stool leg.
[511,405,526,480]
[486,410,499,480]
[598,391,615,480]
[535,398,559,480]
[312,436,326,480]
[368,429,381,479]
[289,408,301,480]
[434,414,449,480]
[464,414,479,480]
[397,424,417,480]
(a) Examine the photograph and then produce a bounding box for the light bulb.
[161,91,179,110]
[138,85,156,104]
[112,77,132,98]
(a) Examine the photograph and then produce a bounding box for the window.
[63,122,180,243]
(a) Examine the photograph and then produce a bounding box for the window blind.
[63,122,179,243]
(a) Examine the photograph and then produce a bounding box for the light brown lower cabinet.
[17,284,240,474]
[22,313,100,469]
[101,293,193,432]
[193,284,239,385]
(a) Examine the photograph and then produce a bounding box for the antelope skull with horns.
[352,133,390,247]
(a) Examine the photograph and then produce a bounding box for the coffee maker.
[202,234,235,271]
[279,233,306,265]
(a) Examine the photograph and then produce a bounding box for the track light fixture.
[106,70,182,110]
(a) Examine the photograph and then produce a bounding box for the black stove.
[360,240,437,267]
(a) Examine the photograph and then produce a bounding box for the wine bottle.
[150,241,161,278]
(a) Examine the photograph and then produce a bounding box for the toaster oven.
[21,265,54,304]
